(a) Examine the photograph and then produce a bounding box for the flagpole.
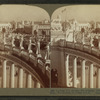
[65,8,67,41]
[62,7,67,41]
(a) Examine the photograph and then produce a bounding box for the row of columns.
[2,60,41,88]
[65,54,100,88]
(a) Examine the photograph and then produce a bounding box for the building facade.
[0,23,12,32]
[51,15,62,32]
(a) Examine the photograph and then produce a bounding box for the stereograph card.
[0,4,99,97]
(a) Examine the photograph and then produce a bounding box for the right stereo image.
[51,5,100,88]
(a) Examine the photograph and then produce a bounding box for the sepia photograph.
[0,5,51,88]
[51,5,100,88]
[0,4,100,96]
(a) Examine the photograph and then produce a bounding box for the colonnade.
[65,54,100,88]
[2,59,41,88]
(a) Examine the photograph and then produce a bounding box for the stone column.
[65,54,69,87]
[81,60,86,88]
[36,81,41,88]
[89,63,94,88]
[19,68,23,88]
[97,68,100,88]
[27,74,32,88]
[11,63,15,88]
[73,57,77,88]
[3,60,7,88]
[32,79,35,88]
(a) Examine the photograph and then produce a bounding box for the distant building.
[68,19,78,30]
[62,19,91,42]
[16,21,33,29]
[51,15,62,32]
[77,23,90,31]
[62,20,71,31]
[34,20,50,42]
[0,23,12,32]
[68,19,91,31]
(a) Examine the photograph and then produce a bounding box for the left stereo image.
[0,5,51,88]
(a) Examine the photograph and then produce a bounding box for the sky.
[0,5,50,22]
[51,5,100,22]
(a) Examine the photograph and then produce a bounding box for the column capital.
[9,61,15,65]
[3,59,8,62]
[65,54,69,58]
[87,62,94,66]
[73,56,78,60]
